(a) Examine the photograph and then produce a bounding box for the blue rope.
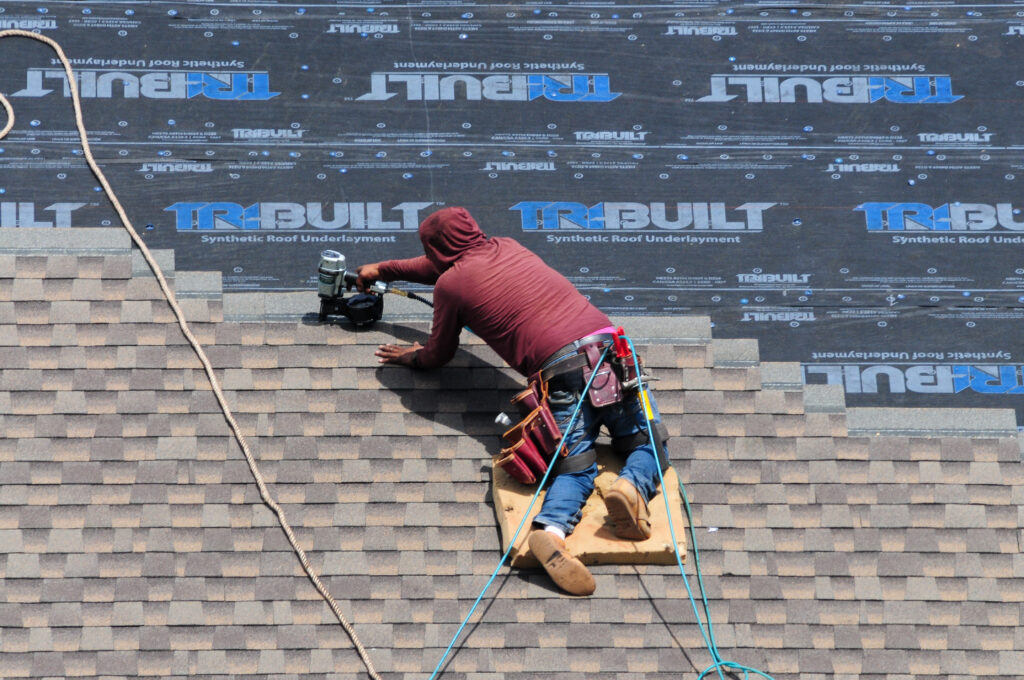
[623,333,775,680]
[430,337,776,680]
[427,347,610,680]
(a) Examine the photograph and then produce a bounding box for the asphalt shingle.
[2,228,1023,680]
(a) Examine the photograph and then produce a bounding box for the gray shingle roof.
[1,227,1023,679]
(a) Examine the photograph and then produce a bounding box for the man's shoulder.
[458,237,530,266]
[491,235,530,250]
[441,240,524,286]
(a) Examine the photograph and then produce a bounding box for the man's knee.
[611,422,670,471]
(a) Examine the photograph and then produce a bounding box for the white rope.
[0,30,383,680]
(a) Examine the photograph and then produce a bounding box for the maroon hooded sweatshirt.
[376,207,612,376]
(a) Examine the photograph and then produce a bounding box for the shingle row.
[2,231,1023,679]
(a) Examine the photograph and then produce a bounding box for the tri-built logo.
[0,202,86,228]
[737,273,811,285]
[741,310,816,323]
[827,162,899,173]
[0,18,57,30]
[140,162,213,174]
[166,201,436,230]
[232,128,305,140]
[483,161,555,172]
[573,130,649,143]
[698,74,962,104]
[858,202,1024,231]
[13,69,279,100]
[665,23,736,37]
[357,72,620,102]
[510,202,776,230]
[916,132,993,144]
[806,364,1024,394]
[327,21,400,34]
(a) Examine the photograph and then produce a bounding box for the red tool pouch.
[495,379,563,485]
[583,342,623,408]
[510,382,543,417]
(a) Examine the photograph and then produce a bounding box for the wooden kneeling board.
[493,446,687,568]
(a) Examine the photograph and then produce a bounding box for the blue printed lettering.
[858,202,1024,231]
[512,201,775,231]
[167,201,435,230]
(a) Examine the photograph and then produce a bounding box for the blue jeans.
[532,371,666,535]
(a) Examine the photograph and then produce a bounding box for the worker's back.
[434,235,612,376]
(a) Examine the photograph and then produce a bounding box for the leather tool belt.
[494,377,562,485]
[494,334,615,485]
[539,333,623,408]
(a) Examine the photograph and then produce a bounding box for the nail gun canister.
[318,250,346,298]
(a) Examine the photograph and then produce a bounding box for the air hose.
[428,346,612,679]
[3,29,775,680]
[623,332,776,680]
[388,284,435,308]
[431,336,777,680]
[0,30,383,680]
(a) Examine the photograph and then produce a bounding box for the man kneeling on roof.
[357,207,670,596]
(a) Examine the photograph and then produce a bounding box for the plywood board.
[494,446,687,568]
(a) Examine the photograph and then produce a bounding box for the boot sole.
[604,489,652,541]
[528,532,596,596]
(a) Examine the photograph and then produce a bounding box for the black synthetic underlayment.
[3,2,1024,422]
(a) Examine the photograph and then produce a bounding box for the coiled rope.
[0,30,382,680]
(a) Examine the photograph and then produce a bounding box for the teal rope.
[623,333,775,680]
[427,347,611,680]
[430,337,776,680]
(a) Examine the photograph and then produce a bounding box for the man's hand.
[376,341,424,367]
[353,263,382,292]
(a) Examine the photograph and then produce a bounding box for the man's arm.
[374,279,461,369]
[375,341,424,366]
[353,262,382,292]
[355,256,439,291]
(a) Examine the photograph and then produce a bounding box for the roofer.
[356,206,670,596]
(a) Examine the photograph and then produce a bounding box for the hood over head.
[418,207,488,271]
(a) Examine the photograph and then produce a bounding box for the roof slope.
[1,228,1023,679]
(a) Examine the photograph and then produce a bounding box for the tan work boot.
[528,530,596,596]
[604,477,651,540]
